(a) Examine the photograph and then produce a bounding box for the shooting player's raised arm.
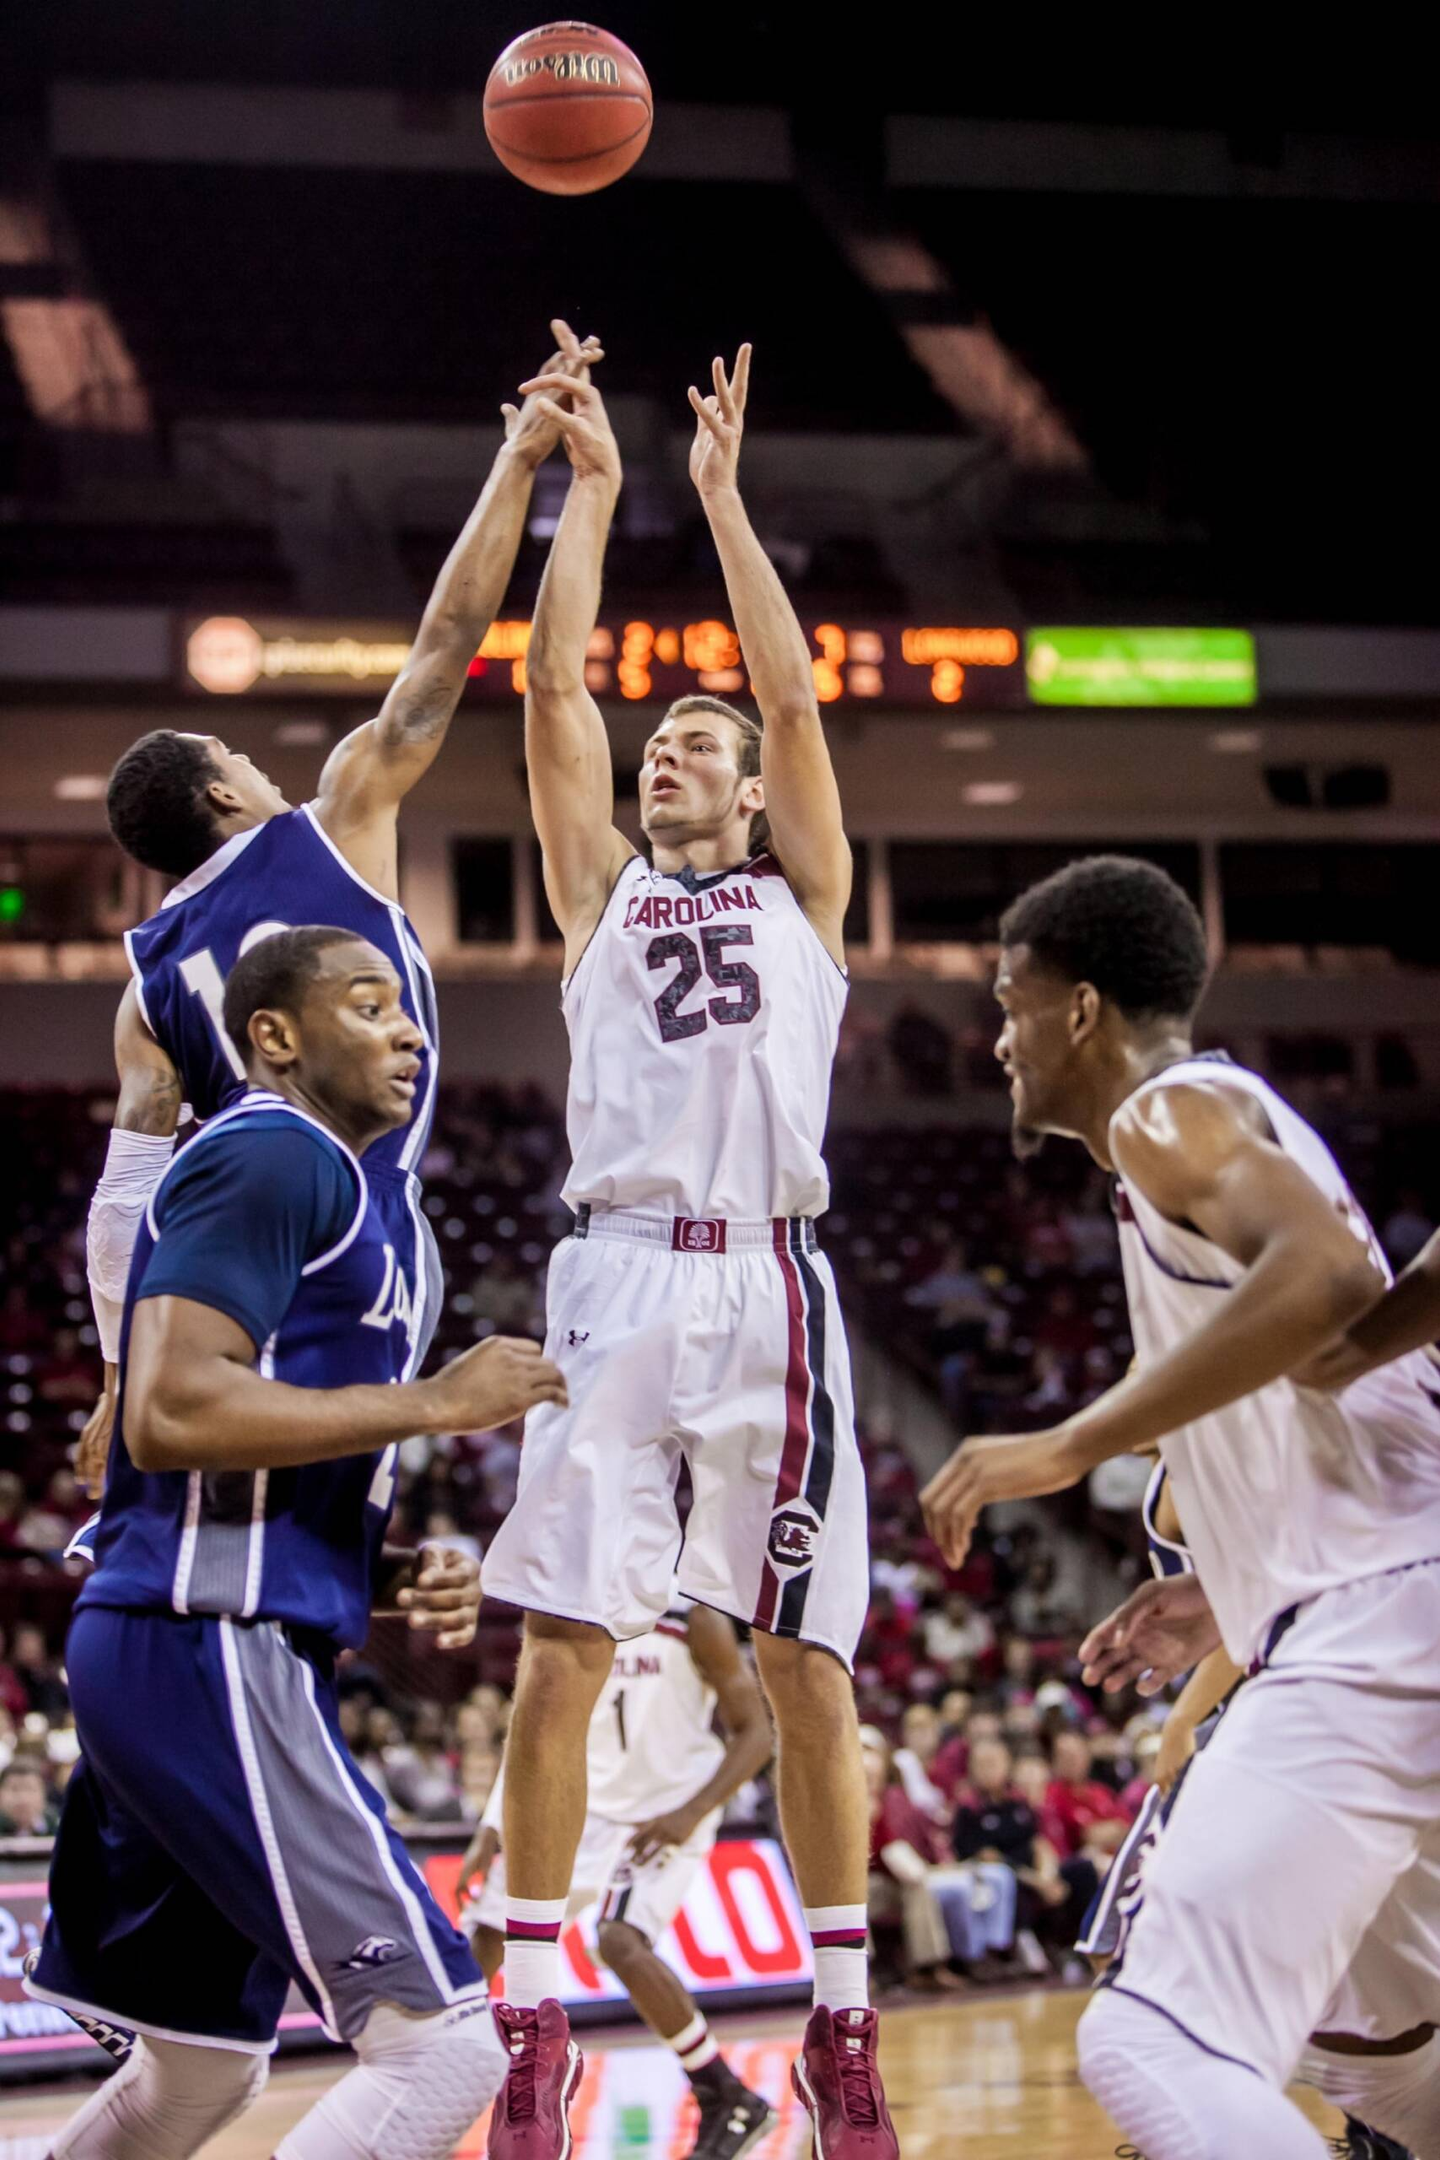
[518,367,636,976]
[689,346,851,966]
[315,321,603,899]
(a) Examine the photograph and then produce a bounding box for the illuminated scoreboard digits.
[182,616,1029,709]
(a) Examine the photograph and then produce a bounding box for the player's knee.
[357,2000,506,2155]
[515,1620,615,1720]
[100,2036,269,2160]
[595,1918,648,1975]
[753,1633,854,1735]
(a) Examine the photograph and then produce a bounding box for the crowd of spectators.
[4,1079,1439,1993]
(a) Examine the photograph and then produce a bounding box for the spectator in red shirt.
[863,1729,964,1991]
[1044,1731,1129,1861]
[931,1705,1002,1804]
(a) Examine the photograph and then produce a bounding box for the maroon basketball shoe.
[791,2006,898,2160]
[488,2000,584,2160]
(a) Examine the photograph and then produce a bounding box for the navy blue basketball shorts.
[26,1607,483,2053]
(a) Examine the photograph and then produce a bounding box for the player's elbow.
[125,1377,207,1473]
[1292,1241,1384,1339]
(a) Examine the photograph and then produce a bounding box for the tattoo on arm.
[116,1061,182,1136]
[378,659,467,752]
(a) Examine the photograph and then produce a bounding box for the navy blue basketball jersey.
[124,804,438,1179]
[78,1092,416,1650]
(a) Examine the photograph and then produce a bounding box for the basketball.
[484,22,652,196]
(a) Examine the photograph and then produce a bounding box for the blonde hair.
[664,695,769,853]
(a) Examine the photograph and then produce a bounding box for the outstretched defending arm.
[922,1080,1385,1563]
[689,346,851,964]
[315,321,603,899]
[517,368,635,974]
[78,981,185,1496]
[124,1131,566,1474]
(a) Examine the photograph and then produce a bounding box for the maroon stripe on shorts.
[752,1233,814,1631]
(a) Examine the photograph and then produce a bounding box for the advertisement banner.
[1025,626,1257,706]
[1,1838,809,2083]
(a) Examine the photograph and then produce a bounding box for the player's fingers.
[435,1622,478,1649]
[712,353,734,417]
[519,371,594,402]
[687,387,726,440]
[405,1587,475,1614]
[732,342,752,413]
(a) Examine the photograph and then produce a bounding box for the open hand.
[504,318,605,469]
[394,1542,483,1650]
[920,1427,1081,1568]
[424,1335,568,1435]
[626,1807,700,1865]
[688,344,751,498]
[1079,1574,1222,1698]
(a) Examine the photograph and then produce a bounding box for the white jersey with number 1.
[561,851,847,1221]
[484,1613,724,1830]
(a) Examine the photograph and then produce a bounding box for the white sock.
[53,2036,268,2160]
[805,1904,869,2014]
[669,2011,720,2074]
[504,1897,567,2008]
[1078,1988,1327,2160]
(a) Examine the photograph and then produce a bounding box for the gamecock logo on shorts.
[768,1501,822,1571]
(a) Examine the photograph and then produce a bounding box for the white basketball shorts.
[481,1211,869,1666]
[463,1804,722,1948]
[1104,1558,1440,2085]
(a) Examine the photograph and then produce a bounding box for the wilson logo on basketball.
[768,1505,820,1570]
[501,51,620,86]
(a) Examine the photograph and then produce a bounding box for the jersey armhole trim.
[751,854,849,986]
[123,926,155,1038]
[302,800,402,911]
[301,1163,369,1276]
[560,847,641,1005]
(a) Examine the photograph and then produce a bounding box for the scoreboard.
[182,615,1028,709]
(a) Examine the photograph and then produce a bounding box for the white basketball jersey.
[586,1615,726,1823]
[561,852,847,1220]
[1113,1057,1440,1668]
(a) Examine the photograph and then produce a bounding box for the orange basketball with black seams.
[484,22,653,196]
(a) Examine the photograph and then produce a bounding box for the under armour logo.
[567,1329,590,1348]
[345,1936,404,1970]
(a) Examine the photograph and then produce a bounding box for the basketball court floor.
[0,1989,1345,2158]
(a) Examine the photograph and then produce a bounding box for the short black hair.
[222,925,363,1062]
[107,731,223,878]
[999,854,1209,1022]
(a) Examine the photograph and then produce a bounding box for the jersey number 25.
[647,926,760,1044]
